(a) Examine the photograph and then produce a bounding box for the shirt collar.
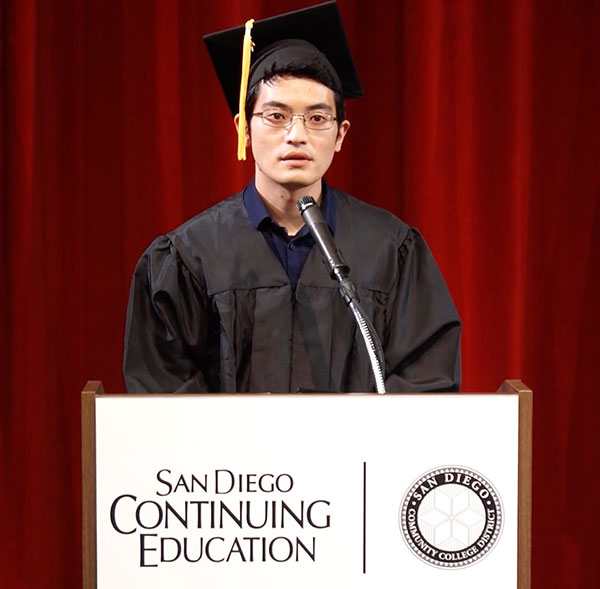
[243,178,336,235]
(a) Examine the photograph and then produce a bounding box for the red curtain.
[1,0,598,586]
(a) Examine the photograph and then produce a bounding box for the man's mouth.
[281,152,311,162]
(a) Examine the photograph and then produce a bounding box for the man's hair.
[244,65,346,126]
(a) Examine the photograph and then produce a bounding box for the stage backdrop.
[1,0,598,586]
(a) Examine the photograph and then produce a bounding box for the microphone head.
[297,196,316,214]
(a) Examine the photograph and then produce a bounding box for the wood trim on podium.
[82,380,103,589]
[497,379,533,589]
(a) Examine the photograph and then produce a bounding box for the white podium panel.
[94,393,519,588]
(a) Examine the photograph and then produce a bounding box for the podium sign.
[83,386,531,588]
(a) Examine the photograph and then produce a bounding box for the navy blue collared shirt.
[243,179,336,290]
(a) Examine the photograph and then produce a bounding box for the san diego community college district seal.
[399,466,503,569]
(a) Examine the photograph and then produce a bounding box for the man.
[124,2,461,393]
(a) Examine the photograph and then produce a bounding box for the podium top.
[82,378,531,397]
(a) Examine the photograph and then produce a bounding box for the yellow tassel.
[237,19,255,161]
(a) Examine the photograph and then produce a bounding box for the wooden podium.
[82,380,531,588]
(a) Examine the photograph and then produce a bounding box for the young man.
[124,2,461,393]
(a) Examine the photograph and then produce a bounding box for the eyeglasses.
[252,109,337,131]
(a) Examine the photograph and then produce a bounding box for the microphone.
[297,196,349,282]
[297,195,386,393]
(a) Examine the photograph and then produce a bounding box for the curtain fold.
[1,1,598,586]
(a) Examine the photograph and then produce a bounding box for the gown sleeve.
[383,228,462,392]
[123,236,212,393]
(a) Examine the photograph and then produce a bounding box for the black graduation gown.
[123,188,461,393]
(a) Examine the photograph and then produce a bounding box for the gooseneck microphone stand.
[297,196,386,394]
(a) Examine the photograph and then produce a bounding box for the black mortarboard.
[203,1,364,118]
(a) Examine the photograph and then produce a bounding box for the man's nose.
[286,116,307,141]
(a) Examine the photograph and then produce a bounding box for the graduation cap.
[203,1,363,160]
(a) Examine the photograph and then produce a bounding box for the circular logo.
[399,466,503,568]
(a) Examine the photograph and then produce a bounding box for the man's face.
[241,76,350,196]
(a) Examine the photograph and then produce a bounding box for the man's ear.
[334,119,351,153]
[234,114,250,146]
